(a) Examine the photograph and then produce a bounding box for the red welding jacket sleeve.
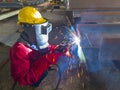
[10,42,62,86]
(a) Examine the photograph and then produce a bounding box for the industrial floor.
[1,10,120,90]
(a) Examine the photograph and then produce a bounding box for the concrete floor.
[1,10,120,90]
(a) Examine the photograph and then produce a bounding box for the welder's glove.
[56,55,69,73]
[38,47,50,56]
[56,45,68,53]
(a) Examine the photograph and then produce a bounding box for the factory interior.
[1,0,120,90]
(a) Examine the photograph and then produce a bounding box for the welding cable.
[0,59,9,70]
[11,81,17,90]
[47,64,62,90]
[52,64,62,90]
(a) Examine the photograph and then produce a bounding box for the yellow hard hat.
[17,6,46,24]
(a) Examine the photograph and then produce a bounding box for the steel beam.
[0,9,19,20]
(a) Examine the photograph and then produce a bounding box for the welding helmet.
[17,6,46,24]
[17,6,52,49]
[34,21,52,49]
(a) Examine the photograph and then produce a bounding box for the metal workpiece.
[67,0,120,11]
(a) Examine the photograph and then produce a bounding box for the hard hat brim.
[17,17,47,24]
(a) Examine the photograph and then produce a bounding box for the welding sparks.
[72,35,86,63]
[73,35,80,45]
[77,72,80,78]
[60,25,86,63]
[63,24,86,63]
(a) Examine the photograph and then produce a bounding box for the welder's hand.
[38,47,50,56]
[56,45,68,53]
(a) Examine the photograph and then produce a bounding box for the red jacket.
[10,42,65,86]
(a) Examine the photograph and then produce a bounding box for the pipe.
[0,9,19,20]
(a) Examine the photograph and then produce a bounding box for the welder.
[10,6,70,88]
